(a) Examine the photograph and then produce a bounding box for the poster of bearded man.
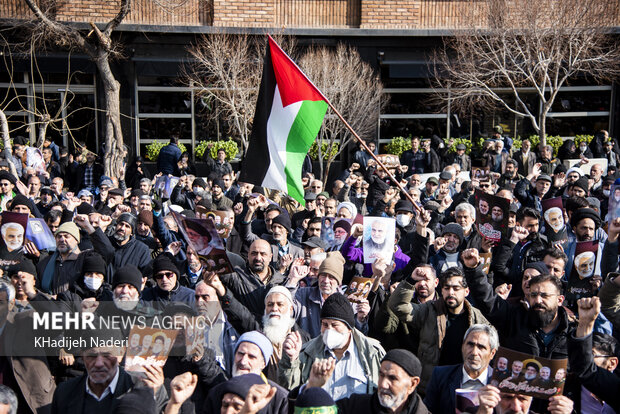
[565,240,599,310]
[362,216,395,264]
[541,197,568,243]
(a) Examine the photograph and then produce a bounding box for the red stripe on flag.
[268,36,327,107]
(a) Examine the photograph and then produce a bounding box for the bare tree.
[433,0,620,146]
[186,34,295,155]
[15,0,131,178]
[186,34,261,155]
[298,43,385,182]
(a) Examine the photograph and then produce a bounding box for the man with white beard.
[203,274,310,382]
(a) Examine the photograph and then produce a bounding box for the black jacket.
[221,264,286,317]
[91,231,153,281]
[337,391,429,414]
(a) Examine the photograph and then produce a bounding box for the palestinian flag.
[239,36,328,204]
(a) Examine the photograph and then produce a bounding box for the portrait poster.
[344,277,375,303]
[490,347,567,399]
[125,327,178,376]
[474,189,510,243]
[541,198,567,243]
[0,211,28,253]
[362,216,395,264]
[205,211,234,239]
[331,218,351,249]
[185,316,206,356]
[172,212,233,274]
[480,252,492,275]
[320,217,335,247]
[565,240,599,308]
[455,389,479,414]
[608,184,620,223]
[471,167,491,181]
[26,218,55,251]
[154,175,180,199]
[25,147,46,174]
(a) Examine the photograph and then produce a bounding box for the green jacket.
[387,279,490,394]
[278,328,385,392]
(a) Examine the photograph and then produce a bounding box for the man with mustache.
[387,266,489,394]
[424,324,498,414]
[219,239,286,317]
[76,212,152,280]
[462,249,576,367]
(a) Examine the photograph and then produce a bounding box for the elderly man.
[51,327,167,414]
[300,348,428,414]
[204,332,289,414]
[141,255,195,309]
[279,293,385,400]
[285,251,343,338]
[36,221,105,294]
[429,223,464,274]
[76,212,152,279]
[204,273,310,380]
[424,324,498,413]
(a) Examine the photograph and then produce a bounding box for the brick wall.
[361,0,420,29]
[213,0,276,27]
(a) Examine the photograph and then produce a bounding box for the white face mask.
[84,276,103,291]
[395,214,411,227]
[193,187,201,194]
[604,189,611,197]
[322,328,348,350]
[580,145,587,152]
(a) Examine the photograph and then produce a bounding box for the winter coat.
[387,278,489,393]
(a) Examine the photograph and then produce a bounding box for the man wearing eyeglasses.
[141,255,195,310]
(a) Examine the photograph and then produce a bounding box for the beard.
[113,295,138,311]
[528,304,556,328]
[378,388,409,410]
[113,231,129,243]
[250,260,265,273]
[262,313,295,345]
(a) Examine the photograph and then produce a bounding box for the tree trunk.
[0,110,19,178]
[323,159,332,186]
[36,115,50,148]
[539,112,547,148]
[95,52,126,178]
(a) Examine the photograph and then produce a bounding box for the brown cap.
[138,210,154,228]
[318,251,346,284]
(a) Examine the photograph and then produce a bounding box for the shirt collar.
[86,367,120,401]
[461,366,490,387]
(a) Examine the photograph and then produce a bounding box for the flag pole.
[324,101,422,213]
[267,35,420,213]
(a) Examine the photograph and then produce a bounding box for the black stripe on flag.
[239,44,276,186]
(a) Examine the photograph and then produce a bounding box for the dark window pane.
[550,90,611,113]
[138,91,191,114]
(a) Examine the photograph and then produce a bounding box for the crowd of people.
[0,128,618,414]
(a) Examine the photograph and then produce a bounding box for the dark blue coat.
[157,143,182,175]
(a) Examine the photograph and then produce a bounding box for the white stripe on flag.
[263,85,302,193]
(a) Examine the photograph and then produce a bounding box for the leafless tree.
[298,43,385,182]
[186,34,261,155]
[433,0,620,146]
[13,0,131,178]
[186,34,295,155]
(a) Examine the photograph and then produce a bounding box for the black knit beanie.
[320,293,354,329]
[152,255,180,278]
[382,348,422,377]
[82,253,107,276]
[112,265,143,291]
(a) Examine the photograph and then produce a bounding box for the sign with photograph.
[26,218,55,251]
[541,197,567,243]
[154,175,180,199]
[565,240,599,308]
[125,327,178,376]
[490,347,567,399]
[362,216,395,264]
[320,217,335,248]
[0,211,28,253]
[185,316,206,356]
[608,184,620,223]
[344,277,375,303]
[172,212,233,274]
[474,189,510,243]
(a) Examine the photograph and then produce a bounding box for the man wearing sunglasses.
[141,255,195,310]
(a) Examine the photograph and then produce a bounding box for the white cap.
[264,286,294,306]
[567,167,583,176]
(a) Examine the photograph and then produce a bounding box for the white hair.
[464,324,499,351]
[455,203,476,221]
[0,223,23,238]
[311,252,327,263]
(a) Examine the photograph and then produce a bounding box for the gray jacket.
[278,328,385,393]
